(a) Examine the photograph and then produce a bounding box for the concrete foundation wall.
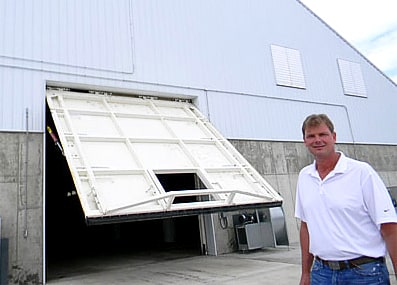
[0,132,43,285]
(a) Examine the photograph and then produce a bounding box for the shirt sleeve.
[362,164,397,225]
[295,176,306,222]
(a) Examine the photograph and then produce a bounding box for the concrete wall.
[230,140,397,245]
[0,132,43,285]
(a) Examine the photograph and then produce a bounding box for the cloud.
[356,27,397,82]
[300,0,397,83]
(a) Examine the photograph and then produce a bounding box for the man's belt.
[315,256,385,270]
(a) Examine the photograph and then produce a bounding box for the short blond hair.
[302,114,334,137]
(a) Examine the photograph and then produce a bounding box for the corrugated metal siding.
[206,91,354,143]
[0,0,397,144]
[0,0,133,73]
[0,68,45,131]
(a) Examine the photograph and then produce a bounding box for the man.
[295,114,397,285]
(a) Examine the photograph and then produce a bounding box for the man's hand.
[299,222,313,284]
[381,223,397,280]
[299,272,311,285]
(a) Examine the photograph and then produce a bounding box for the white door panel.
[46,89,283,224]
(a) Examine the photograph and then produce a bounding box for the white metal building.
[1,0,397,284]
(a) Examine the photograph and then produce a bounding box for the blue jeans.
[311,259,390,285]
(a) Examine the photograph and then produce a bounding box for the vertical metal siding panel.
[41,0,50,62]
[0,0,46,131]
[0,69,27,131]
[0,69,12,129]
[32,1,43,60]
[207,91,354,143]
[2,0,133,73]
[26,72,45,132]
[132,0,272,92]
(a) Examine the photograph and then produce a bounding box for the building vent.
[271,44,306,89]
[337,59,367,97]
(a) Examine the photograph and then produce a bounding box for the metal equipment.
[233,210,276,251]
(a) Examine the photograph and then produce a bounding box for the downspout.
[341,105,357,157]
[204,89,211,122]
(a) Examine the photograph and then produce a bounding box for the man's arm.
[381,222,397,279]
[299,221,313,285]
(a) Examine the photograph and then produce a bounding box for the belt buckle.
[327,261,341,270]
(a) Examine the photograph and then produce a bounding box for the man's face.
[303,122,336,158]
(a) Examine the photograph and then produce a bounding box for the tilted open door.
[46,89,283,225]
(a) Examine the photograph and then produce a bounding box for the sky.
[300,0,397,84]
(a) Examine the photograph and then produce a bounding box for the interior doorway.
[45,104,202,281]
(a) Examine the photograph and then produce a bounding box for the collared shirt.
[295,152,397,260]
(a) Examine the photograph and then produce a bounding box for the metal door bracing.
[46,89,283,225]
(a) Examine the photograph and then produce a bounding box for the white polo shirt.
[295,152,397,260]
